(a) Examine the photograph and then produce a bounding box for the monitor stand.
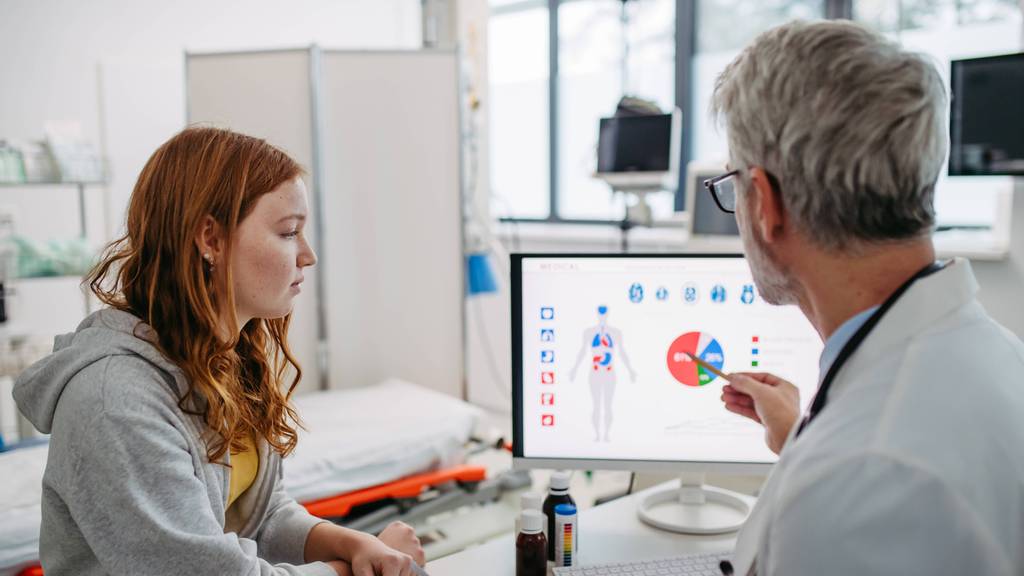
[636,472,752,534]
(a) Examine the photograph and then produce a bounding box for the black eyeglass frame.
[703,169,740,214]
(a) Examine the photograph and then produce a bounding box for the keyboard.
[552,551,732,576]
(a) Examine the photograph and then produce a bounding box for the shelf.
[0,180,106,187]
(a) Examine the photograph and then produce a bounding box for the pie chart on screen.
[667,331,725,387]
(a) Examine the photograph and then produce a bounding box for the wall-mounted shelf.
[0,180,107,239]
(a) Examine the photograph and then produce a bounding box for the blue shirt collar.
[818,305,880,383]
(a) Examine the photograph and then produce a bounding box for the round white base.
[636,485,751,535]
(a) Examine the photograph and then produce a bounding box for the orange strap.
[302,464,486,518]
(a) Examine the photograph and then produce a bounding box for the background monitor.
[594,109,681,192]
[512,254,822,475]
[949,52,1024,176]
[597,113,673,173]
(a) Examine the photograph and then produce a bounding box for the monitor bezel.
[511,253,775,475]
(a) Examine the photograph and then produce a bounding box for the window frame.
[492,0,854,224]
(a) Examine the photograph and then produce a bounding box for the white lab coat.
[731,258,1024,576]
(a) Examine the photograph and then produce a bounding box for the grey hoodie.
[13,309,335,576]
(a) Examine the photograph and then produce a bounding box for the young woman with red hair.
[15,127,423,576]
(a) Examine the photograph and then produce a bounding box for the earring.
[204,252,214,272]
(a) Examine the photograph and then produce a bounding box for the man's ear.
[193,215,223,265]
[748,167,786,245]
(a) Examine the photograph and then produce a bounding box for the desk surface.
[426,479,741,575]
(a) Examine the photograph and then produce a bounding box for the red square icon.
[541,372,555,385]
[752,336,760,343]
[541,414,555,427]
[540,393,554,406]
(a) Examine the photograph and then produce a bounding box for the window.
[489,0,1020,231]
[489,0,676,222]
[489,4,550,219]
[558,0,676,220]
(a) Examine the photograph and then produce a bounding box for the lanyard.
[795,260,947,438]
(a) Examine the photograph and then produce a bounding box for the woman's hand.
[349,532,417,576]
[721,372,800,454]
[378,521,426,566]
[325,560,354,576]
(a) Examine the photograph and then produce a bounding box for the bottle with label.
[516,509,547,576]
[554,503,578,567]
[543,471,575,561]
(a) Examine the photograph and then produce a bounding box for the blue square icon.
[752,348,760,355]
[541,328,555,342]
[541,350,555,363]
[540,307,555,320]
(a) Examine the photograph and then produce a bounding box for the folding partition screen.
[186,48,464,398]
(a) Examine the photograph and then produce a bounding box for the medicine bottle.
[516,510,547,576]
[515,491,544,536]
[542,471,575,561]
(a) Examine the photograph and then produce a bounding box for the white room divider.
[186,48,464,398]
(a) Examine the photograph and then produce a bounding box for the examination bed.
[0,379,485,576]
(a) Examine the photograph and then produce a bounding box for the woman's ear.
[194,215,224,268]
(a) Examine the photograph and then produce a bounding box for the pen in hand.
[682,351,731,382]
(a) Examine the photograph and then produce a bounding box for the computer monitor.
[594,109,681,192]
[949,52,1024,176]
[511,254,823,533]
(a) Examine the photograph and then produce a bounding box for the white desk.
[426,479,744,575]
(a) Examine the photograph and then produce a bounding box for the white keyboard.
[552,551,731,576]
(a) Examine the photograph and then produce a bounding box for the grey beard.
[740,218,800,306]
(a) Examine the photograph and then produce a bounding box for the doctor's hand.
[721,372,800,455]
[378,521,426,566]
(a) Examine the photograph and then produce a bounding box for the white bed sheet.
[0,379,482,572]
[283,379,482,502]
[0,443,48,575]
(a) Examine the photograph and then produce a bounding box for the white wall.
[973,182,1024,337]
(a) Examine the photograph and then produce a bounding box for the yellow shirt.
[227,436,259,509]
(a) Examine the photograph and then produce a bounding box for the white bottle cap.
[520,509,544,533]
[520,491,543,511]
[550,471,571,491]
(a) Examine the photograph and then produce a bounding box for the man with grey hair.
[710,20,1024,575]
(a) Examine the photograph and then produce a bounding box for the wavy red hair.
[87,126,305,462]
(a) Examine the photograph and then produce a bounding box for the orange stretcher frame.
[16,464,487,576]
[302,464,487,518]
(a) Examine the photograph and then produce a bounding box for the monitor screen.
[950,52,1024,176]
[512,254,823,470]
[596,114,673,173]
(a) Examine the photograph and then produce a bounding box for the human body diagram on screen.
[569,306,637,442]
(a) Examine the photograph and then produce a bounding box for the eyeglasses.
[703,170,739,214]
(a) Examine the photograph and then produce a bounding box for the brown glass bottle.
[543,471,575,561]
[516,510,547,576]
